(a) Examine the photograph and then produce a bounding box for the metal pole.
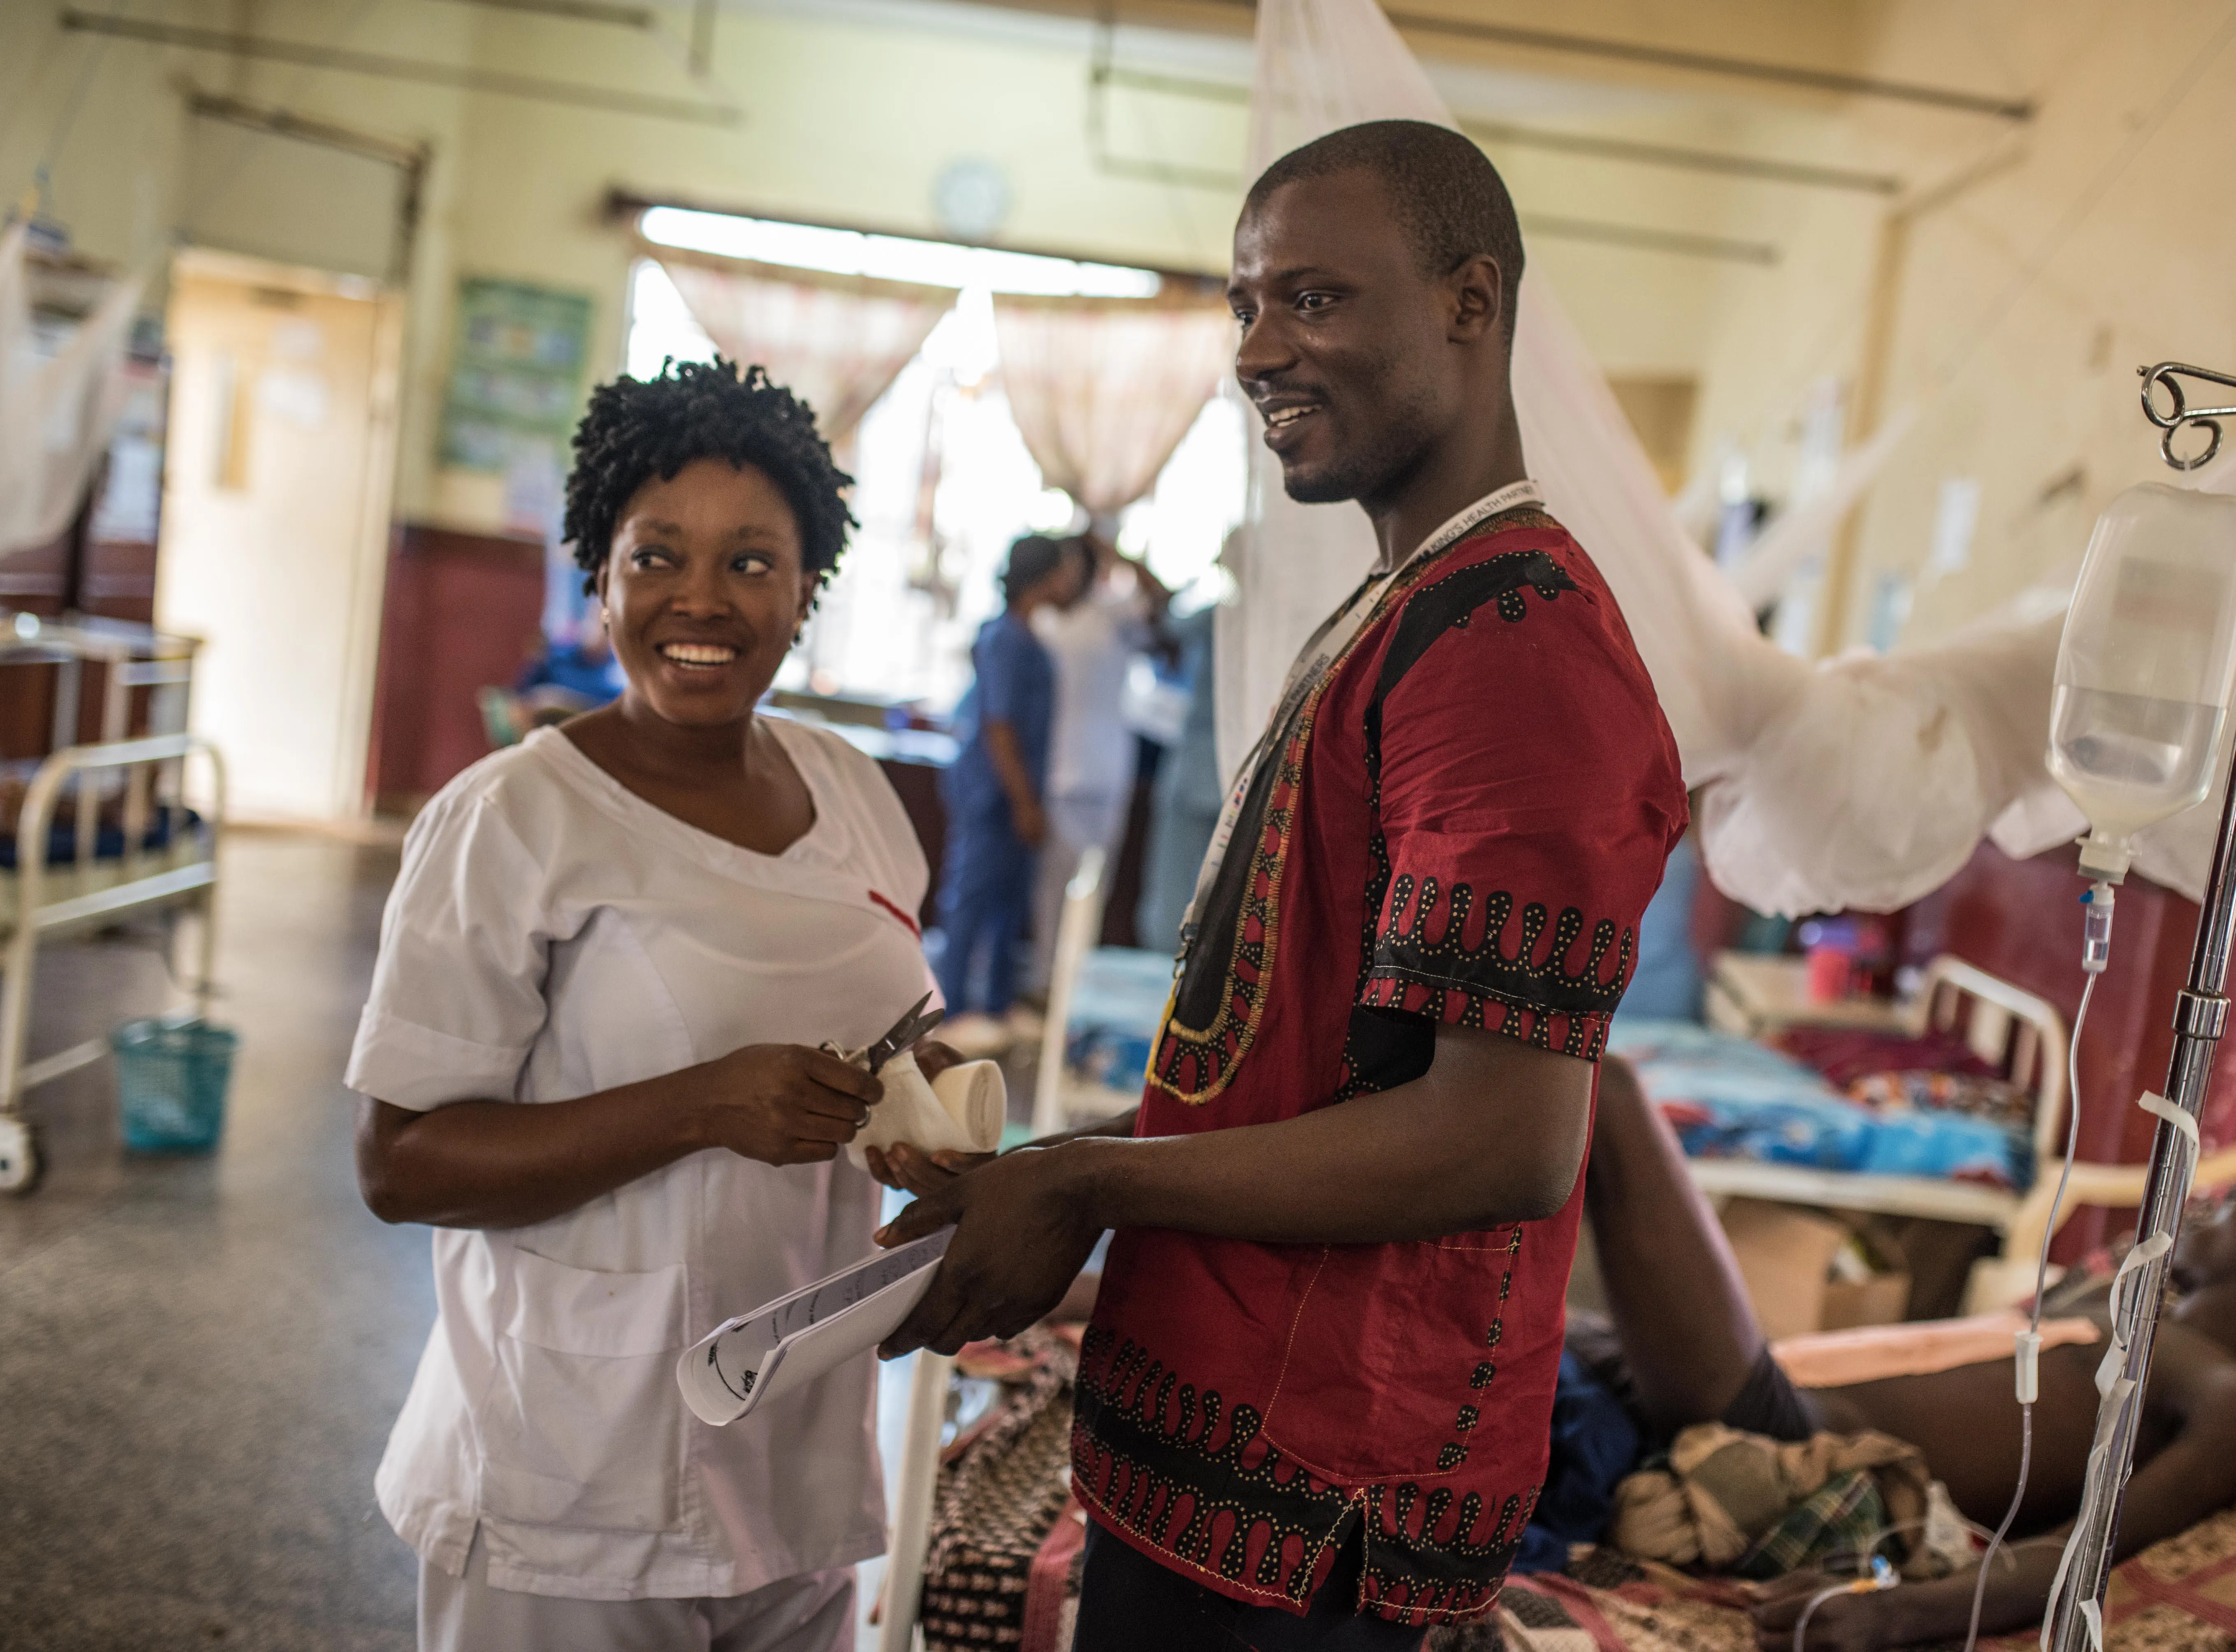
[59,11,742,126]
[879,1350,955,1652]
[2046,364,2236,1650]
[690,0,717,76]
[1187,0,2034,118]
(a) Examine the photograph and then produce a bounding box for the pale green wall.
[5,0,1804,537]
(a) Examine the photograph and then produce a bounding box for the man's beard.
[1281,456,1375,504]
[1277,393,1435,506]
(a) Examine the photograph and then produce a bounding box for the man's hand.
[692,1044,885,1167]
[1011,795,1048,849]
[874,1144,1101,1356]
[1747,1573,1892,1652]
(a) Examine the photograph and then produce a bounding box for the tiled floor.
[0,828,987,1650]
[0,829,426,1650]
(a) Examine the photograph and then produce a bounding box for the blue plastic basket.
[112,1018,238,1154]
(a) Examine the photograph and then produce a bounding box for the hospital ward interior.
[16,1,2236,1648]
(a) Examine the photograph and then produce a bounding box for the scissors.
[832,990,945,1076]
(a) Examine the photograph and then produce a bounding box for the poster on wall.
[439,277,592,529]
[438,277,594,638]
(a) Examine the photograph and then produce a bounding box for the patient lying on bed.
[1590,1056,2236,1649]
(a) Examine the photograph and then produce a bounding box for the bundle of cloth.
[911,1327,1088,1652]
[1604,1422,1945,1581]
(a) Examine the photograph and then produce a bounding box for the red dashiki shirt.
[1071,497,1687,1628]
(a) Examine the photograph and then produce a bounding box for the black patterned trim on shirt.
[1347,538,1632,1064]
[1072,1323,1535,1627]
[1361,875,1633,1060]
[1071,1325,1354,1604]
[1149,508,1556,1107]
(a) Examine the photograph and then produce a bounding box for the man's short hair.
[1000,534,1071,603]
[1245,119,1525,326]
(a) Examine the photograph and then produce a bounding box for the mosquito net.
[1225,0,2226,914]
[0,222,143,561]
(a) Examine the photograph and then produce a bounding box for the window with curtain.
[620,210,1247,714]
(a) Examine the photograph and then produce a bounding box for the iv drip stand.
[2045,360,2236,1652]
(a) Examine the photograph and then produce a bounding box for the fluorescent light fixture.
[639,206,1162,299]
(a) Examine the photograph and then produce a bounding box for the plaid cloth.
[1732,1468,1884,1581]
[1609,1424,1931,1577]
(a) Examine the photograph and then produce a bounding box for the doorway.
[157,249,402,820]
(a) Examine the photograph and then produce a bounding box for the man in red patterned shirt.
[877,120,1686,1649]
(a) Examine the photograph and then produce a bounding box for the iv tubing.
[1962,963,2100,1652]
[1793,1565,1895,1652]
[1787,1516,2005,1650]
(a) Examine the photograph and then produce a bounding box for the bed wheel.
[0,1116,42,1195]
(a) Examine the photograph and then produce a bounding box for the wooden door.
[157,251,401,820]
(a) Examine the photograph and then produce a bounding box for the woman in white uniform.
[348,359,945,1651]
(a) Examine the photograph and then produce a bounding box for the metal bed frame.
[0,617,222,1192]
[1691,952,2236,1309]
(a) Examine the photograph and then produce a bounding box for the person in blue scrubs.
[936,536,1084,1021]
[511,608,628,728]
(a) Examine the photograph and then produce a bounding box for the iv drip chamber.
[2049,483,2236,882]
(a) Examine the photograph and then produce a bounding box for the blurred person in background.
[508,603,627,730]
[934,535,1084,1051]
[1133,599,1221,956]
[1029,529,1170,999]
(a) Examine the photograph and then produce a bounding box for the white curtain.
[0,223,144,558]
[991,297,1233,520]
[1229,0,2121,918]
[657,251,952,449]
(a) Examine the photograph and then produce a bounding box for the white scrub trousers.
[419,1534,856,1652]
[1030,789,1131,991]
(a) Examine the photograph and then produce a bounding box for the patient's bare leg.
[1586,1057,1765,1434]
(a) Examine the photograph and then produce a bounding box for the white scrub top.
[345,719,933,1603]
[1034,581,1151,803]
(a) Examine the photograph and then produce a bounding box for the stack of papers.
[677,1231,952,1426]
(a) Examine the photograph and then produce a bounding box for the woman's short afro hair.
[563,356,855,594]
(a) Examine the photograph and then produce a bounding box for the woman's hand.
[861,1041,994,1193]
[692,1044,885,1167]
[864,1141,997,1196]
[911,1038,965,1083]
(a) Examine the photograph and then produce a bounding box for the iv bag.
[2049,483,2236,881]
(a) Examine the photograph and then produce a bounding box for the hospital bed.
[1670,953,2236,1309]
[0,616,223,1193]
[873,926,2236,1644]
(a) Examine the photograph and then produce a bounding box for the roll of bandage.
[846,1053,1006,1169]
[930,1059,1005,1152]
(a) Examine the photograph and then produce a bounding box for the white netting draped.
[1225,0,2221,915]
[0,223,144,559]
